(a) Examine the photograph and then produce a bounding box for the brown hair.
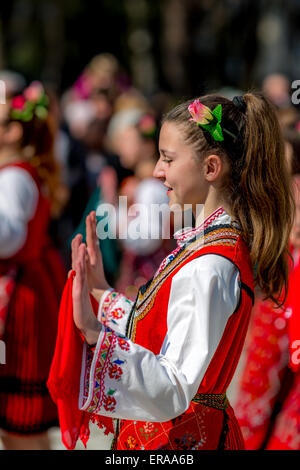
[163,92,295,308]
[9,106,66,217]
[282,126,300,176]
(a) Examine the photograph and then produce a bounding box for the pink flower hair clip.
[10,81,49,122]
[188,99,236,142]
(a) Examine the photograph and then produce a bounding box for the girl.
[0,82,66,449]
[70,92,294,450]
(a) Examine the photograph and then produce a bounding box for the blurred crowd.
[0,53,300,450]
[0,54,178,298]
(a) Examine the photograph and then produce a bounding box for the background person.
[0,82,66,450]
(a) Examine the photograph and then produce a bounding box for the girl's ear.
[204,154,223,182]
[4,121,23,145]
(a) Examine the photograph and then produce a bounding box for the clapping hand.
[71,211,109,343]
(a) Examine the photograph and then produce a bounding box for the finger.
[71,234,82,269]
[86,213,92,247]
[91,212,100,247]
[79,244,88,288]
[86,213,97,263]
[75,244,86,285]
[74,234,83,267]
[88,211,96,242]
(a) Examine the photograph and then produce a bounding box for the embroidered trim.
[155,207,227,277]
[155,208,226,278]
[192,392,229,410]
[86,328,114,413]
[101,291,120,325]
[86,331,131,415]
[126,224,241,341]
[174,207,226,245]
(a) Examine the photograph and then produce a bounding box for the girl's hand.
[71,212,110,294]
[72,240,101,345]
[85,211,110,293]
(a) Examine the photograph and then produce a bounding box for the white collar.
[174,207,239,247]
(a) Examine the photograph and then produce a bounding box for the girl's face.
[0,103,22,152]
[154,121,209,210]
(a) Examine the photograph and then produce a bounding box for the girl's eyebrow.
[159,149,176,156]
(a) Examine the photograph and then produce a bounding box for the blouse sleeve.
[79,254,240,421]
[0,167,38,258]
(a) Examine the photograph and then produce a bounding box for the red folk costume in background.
[234,246,300,450]
[49,208,256,450]
[0,161,66,435]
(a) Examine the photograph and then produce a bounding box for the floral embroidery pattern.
[82,346,94,404]
[108,307,126,320]
[117,336,130,351]
[101,291,133,331]
[86,328,114,413]
[101,291,118,324]
[125,435,140,450]
[108,363,123,380]
[174,431,199,450]
[139,422,158,441]
[85,329,131,415]
[103,391,117,412]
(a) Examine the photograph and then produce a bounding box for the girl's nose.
[153,159,165,180]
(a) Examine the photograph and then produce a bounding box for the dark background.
[0,0,299,98]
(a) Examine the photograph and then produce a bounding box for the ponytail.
[232,92,294,307]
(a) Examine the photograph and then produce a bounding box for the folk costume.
[77,207,255,450]
[0,160,66,435]
[234,246,300,450]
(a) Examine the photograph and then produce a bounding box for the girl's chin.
[168,200,185,212]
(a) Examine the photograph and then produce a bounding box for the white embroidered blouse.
[0,166,38,258]
[79,207,241,422]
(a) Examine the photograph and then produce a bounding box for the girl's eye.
[162,158,172,164]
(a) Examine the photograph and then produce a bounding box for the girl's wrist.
[81,317,102,346]
[91,286,110,303]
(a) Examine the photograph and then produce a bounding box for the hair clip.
[138,114,157,138]
[10,81,49,122]
[188,99,236,142]
[232,95,247,113]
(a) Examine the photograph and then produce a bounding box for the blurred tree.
[124,0,158,95]
[0,0,299,97]
[0,0,129,92]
